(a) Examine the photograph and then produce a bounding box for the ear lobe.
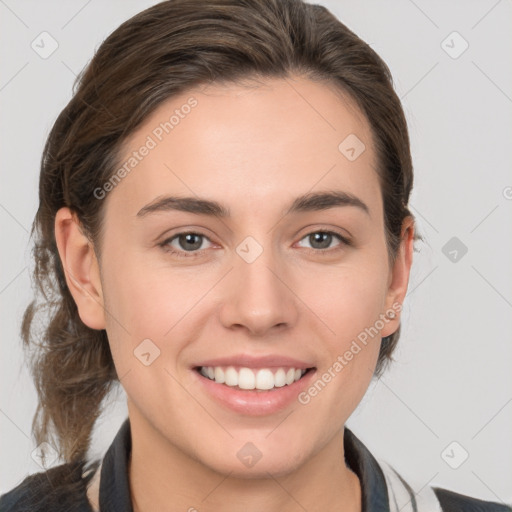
[381,217,415,338]
[54,207,106,330]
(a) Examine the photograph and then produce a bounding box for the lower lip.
[193,368,317,416]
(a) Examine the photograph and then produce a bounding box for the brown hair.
[23,0,421,464]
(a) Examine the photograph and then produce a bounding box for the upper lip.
[194,354,316,370]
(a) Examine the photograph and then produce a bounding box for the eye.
[160,232,213,257]
[159,229,351,259]
[296,230,351,252]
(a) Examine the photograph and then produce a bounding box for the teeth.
[239,368,255,390]
[255,369,274,390]
[274,368,286,387]
[214,366,225,384]
[199,366,308,390]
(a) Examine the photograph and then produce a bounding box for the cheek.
[100,250,218,359]
[101,247,178,330]
[295,266,386,426]
[294,249,389,397]
[301,258,389,339]
[99,249,169,369]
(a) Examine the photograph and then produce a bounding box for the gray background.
[1,0,511,505]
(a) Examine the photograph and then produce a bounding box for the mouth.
[191,354,318,415]
[193,365,316,392]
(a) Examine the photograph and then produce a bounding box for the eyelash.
[158,230,352,259]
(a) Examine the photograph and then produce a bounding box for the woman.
[0,0,509,511]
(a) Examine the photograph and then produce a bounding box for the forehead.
[105,75,381,221]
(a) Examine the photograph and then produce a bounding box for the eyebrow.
[136,190,370,218]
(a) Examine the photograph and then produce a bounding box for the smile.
[196,366,313,391]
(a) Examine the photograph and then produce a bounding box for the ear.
[54,207,106,330]
[380,216,415,338]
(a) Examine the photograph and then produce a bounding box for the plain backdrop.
[1,0,511,505]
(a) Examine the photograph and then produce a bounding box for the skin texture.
[55,75,414,512]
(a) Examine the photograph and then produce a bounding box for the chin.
[211,458,303,480]
[197,442,308,479]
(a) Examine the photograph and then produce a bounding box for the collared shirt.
[1,417,510,511]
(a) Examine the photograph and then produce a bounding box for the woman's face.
[73,75,413,476]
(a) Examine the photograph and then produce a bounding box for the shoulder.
[0,460,98,512]
[433,486,512,512]
[378,459,511,512]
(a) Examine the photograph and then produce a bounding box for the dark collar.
[98,418,390,512]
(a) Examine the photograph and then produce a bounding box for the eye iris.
[179,233,202,251]
[310,232,332,249]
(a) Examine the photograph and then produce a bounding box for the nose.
[218,247,299,337]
